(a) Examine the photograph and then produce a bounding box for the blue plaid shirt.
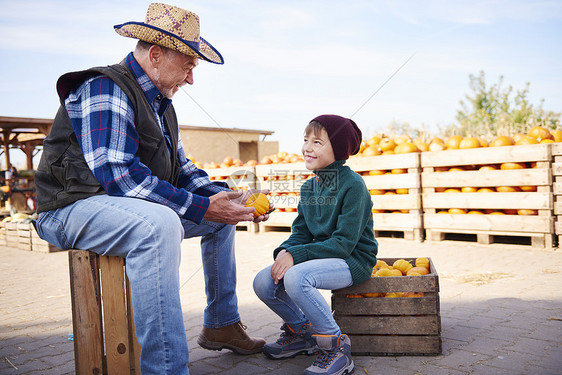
[64,52,227,223]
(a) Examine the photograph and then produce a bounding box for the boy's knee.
[253,267,273,298]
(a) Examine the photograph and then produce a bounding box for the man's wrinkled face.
[154,49,198,98]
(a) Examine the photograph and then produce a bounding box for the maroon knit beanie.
[310,114,362,161]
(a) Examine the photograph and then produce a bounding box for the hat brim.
[114,21,224,65]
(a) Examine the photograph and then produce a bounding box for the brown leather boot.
[197,321,265,355]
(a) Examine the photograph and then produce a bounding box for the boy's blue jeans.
[36,194,239,375]
[253,258,353,336]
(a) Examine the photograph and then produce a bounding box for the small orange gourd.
[393,259,413,275]
[244,193,270,218]
[415,257,430,270]
[407,267,429,276]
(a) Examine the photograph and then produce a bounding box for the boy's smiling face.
[302,127,336,171]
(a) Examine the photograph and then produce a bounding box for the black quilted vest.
[35,60,180,213]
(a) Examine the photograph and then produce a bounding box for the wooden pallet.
[421,144,554,248]
[347,153,423,241]
[332,257,441,356]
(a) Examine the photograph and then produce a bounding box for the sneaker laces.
[276,325,299,345]
[311,349,338,369]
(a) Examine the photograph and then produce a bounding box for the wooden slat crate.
[255,162,311,232]
[332,257,441,356]
[421,144,554,248]
[0,221,6,246]
[347,153,423,241]
[205,166,259,233]
[69,250,141,375]
[16,222,32,251]
[551,143,562,246]
[5,222,19,249]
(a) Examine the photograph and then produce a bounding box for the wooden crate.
[206,166,259,232]
[0,221,6,246]
[332,257,441,356]
[69,250,141,375]
[421,144,554,248]
[16,222,32,251]
[347,153,423,241]
[5,222,19,249]
[550,143,562,246]
[255,162,311,232]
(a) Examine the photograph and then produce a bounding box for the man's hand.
[271,249,294,284]
[227,189,273,223]
[203,190,255,224]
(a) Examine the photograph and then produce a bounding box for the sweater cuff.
[183,195,210,224]
[286,245,308,264]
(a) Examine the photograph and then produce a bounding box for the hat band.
[114,21,201,53]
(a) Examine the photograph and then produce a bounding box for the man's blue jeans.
[36,195,239,375]
[253,258,353,336]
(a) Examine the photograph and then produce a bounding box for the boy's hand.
[271,249,294,284]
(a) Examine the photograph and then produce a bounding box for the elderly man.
[34,3,268,374]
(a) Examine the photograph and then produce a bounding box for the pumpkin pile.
[346,257,430,299]
[357,125,561,157]
[203,126,561,169]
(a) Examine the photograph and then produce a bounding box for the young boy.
[253,115,378,375]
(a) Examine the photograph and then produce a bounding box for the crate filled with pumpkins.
[331,257,442,356]
[419,127,556,248]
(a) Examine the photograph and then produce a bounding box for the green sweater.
[274,160,378,285]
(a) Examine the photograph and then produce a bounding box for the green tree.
[451,71,560,140]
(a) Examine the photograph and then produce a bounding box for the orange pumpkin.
[515,135,538,145]
[489,135,515,147]
[407,267,429,276]
[496,186,521,193]
[500,162,526,170]
[445,135,463,149]
[528,126,553,141]
[459,137,481,149]
[394,142,419,154]
[244,193,270,218]
[393,259,413,275]
[379,138,396,152]
[415,257,430,270]
[552,130,562,142]
[362,146,381,157]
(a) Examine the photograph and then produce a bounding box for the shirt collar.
[125,52,171,116]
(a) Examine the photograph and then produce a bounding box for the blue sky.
[1,0,561,163]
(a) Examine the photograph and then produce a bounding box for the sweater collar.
[314,159,346,186]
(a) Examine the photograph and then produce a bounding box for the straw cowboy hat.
[114,3,224,64]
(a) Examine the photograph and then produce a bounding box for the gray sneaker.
[303,334,354,375]
[263,323,317,359]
